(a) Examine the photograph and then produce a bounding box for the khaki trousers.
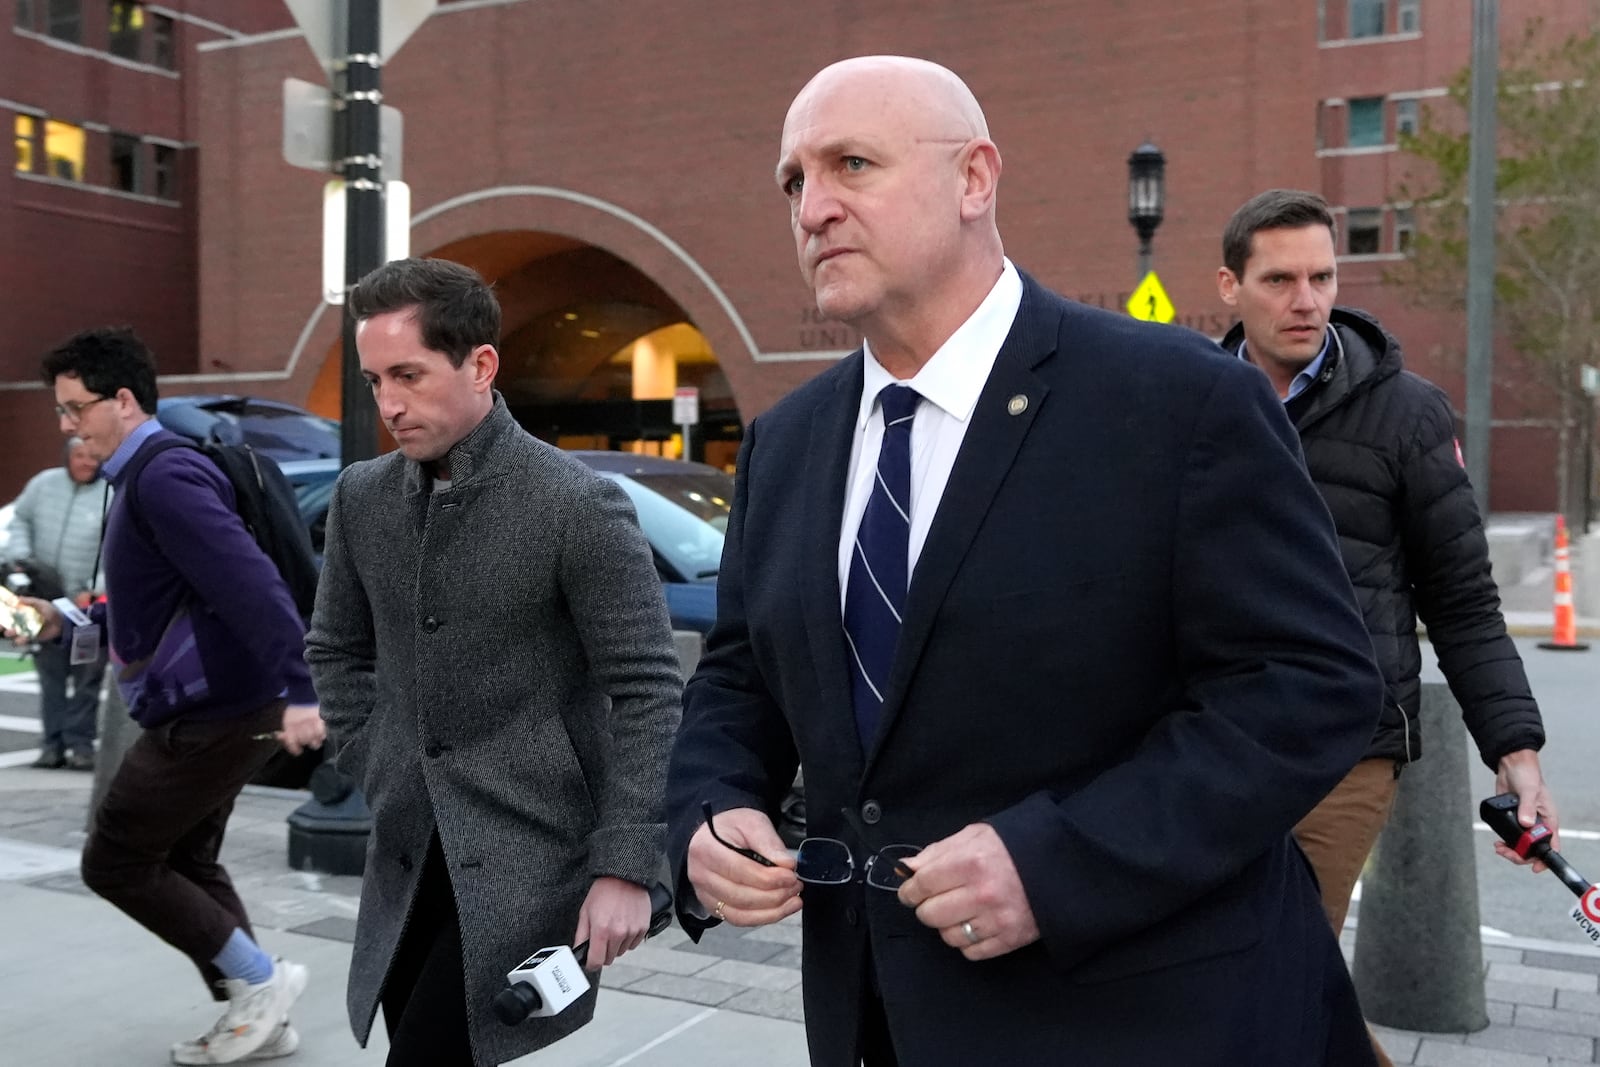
[1294,757,1402,1067]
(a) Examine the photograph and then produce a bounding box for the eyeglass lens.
[794,837,853,884]
[794,838,919,890]
[865,844,919,891]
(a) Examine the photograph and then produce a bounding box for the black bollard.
[1351,682,1489,1033]
[286,763,372,876]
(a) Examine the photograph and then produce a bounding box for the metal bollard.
[1351,682,1489,1033]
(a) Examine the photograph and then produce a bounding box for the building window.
[1395,98,1420,138]
[46,0,79,43]
[44,118,85,180]
[1348,97,1385,147]
[1349,0,1386,38]
[151,142,175,199]
[108,0,144,61]
[110,131,139,192]
[151,11,173,68]
[15,113,39,173]
[1397,0,1420,33]
[1394,208,1416,254]
[1317,0,1327,41]
[16,0,37,31]
[1347,209,1383,255]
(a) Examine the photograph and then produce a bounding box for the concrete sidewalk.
[4,764,1600,1065]
[0,766,809,1067]
[1490,517,1600,640]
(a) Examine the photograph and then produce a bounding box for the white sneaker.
[170,958,308,1064]
[173,1019,300,1064]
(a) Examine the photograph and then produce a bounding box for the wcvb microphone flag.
[1571,886,1600,944]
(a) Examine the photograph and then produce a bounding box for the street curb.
[1344,914,1600,960]
[1424,622,1600,641]
[1502,620,1600,640]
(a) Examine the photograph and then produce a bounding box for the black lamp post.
[1127,140,1166,282]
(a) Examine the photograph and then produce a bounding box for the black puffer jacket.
[1221,307,1543,768]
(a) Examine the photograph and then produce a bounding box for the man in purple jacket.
[12,328,325,1065]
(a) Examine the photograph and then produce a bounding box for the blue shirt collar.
[1238,329,1333,403]
[99,419,164,483]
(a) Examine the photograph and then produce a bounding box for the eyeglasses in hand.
[700,801,920,892]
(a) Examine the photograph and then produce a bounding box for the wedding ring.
[714,900,727,921]
[961,920,979,945]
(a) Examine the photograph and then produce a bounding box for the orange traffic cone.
[1538,516,1590,652]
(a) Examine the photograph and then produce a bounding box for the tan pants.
[1294,757,1401,1067]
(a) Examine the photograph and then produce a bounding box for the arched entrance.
[307,230,743,469]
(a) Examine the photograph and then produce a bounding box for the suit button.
[397,854,412,871]
[422,616,439,633]
[845,907,859,926]
[860,800,882,825]
[425,743,443,759]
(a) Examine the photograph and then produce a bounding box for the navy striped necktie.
[843,383,920,746]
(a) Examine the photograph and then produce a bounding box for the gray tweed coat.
[305,397,682,1067]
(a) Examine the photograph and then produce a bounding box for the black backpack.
[121,437,320,623]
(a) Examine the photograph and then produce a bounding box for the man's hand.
[1494,749,1559,873]
[686,806,800,927]
[898,822,1039,961]
[574,876,651,969]
[2,596,61,645]
[276,704,326,756]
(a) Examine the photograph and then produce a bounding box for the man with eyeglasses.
[666,57,1385,1066]
[6,327,325,1065]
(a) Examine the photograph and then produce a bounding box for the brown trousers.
[81,700,285,998]
[1294,757,1402,1067]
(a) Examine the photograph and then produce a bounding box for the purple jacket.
[98,427,315,727]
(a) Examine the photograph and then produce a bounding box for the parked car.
[279,451,731,634]
[156,395,340,462]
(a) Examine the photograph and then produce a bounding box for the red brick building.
[2,0,291,488]
[4,0,1594,509]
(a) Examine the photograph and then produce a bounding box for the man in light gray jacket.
[6,436,108,769]
[305,257,683,1067]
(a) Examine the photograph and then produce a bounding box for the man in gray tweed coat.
[305,257,683,1067]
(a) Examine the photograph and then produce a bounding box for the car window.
[289,473,337,524]
[219,408,339,459]
[625,471,734,533]
[283,469,337,556]
[598,472,727,581]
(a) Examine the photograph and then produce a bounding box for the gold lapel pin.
[1007,394,1029,416]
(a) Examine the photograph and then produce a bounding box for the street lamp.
[1127,140,1166,282]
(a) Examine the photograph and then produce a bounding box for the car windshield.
[625,472,733,532]
[598,471,728,580]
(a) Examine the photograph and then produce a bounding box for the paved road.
[1441,638,1600,946]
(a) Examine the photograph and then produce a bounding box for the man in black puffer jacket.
[1216,189,1556,1067]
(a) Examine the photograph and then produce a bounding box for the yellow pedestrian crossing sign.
[1127,271,1175,323]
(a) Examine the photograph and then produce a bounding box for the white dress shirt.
[837,259,1024,610]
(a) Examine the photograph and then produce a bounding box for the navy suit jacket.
[667,276,1383,1065]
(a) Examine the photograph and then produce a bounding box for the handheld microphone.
[1480,793,1600,944]
[492,882,674,1025]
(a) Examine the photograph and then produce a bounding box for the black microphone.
[1479,793,1591,898]
[493,882,675,1026]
